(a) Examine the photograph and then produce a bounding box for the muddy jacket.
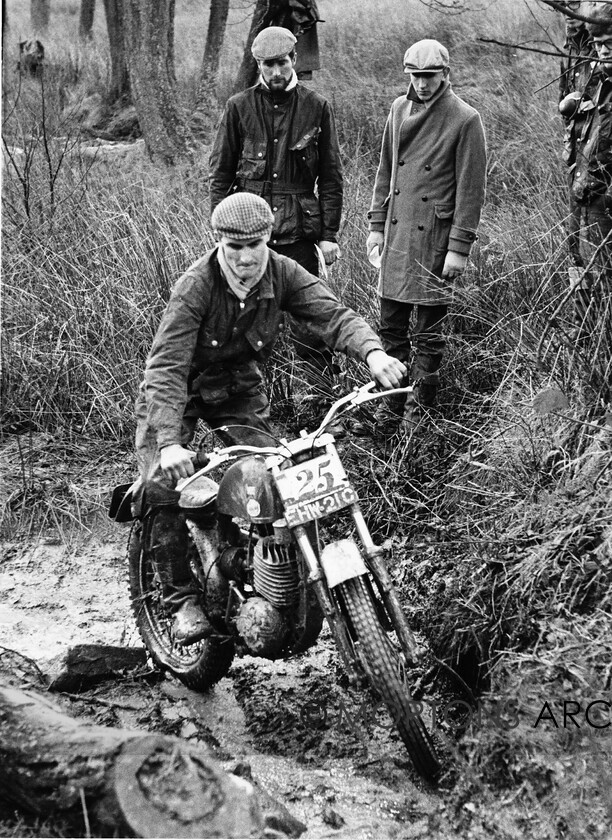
[143,249,383,449]
[571,74,612,207]
[368,81,486,305]
[209,83,342,245]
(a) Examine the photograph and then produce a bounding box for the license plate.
[284,486,358,527]
[274,451,358,526]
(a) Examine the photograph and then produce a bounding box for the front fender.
[320,539,368,589]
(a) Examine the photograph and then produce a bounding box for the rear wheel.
[337,574,440,781]
[127,523,235,691]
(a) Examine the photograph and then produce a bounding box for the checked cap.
[211,193,274,241]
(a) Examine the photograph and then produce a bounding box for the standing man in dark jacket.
[366,39,486,436]
[209,26,343,424]
[134,193,406,647]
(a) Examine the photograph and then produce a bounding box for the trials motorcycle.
[110,382,440,780]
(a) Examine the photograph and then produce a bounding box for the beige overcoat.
[368,80,487,305]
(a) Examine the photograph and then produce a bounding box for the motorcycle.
[110,382,440,780]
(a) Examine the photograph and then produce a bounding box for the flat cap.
[251,26,297,61]
[403,39,450,74]
[211,193,274,241]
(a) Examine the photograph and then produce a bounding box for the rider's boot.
[148,508,213,646]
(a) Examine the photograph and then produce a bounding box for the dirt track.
[0,529,451,839]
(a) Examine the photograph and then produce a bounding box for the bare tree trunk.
[122,0,191,165]
[0,684,268,838]
[79,0,96,40]
[200,0,230,90]
[191,0,230,138]
[102,0,130,102]
[30,0,49,35]
[233,0,269,93]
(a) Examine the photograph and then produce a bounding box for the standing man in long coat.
[366,39,487,435]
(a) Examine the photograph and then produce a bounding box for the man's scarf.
[217,243,269,301]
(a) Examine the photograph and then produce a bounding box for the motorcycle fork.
[349,503,420,665]
[292,524,364,685]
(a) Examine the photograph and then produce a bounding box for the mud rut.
[0,529,453,839]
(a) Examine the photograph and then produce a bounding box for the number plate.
[274,451,358,527]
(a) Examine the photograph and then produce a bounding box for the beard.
[267,76,290,91]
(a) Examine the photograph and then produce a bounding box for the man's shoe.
[172,599,213,646]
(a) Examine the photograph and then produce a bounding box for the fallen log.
[0,683,271,838]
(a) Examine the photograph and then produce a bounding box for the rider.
[134,192,407,645]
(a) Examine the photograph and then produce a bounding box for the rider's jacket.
[143,249,383,449]
[209,82,343,245]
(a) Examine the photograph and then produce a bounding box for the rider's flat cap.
[403,39,450,74]
[211,193,274,241]
[251,26,297,60]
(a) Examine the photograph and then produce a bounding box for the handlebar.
[176,381,413,492]
[315,380,413,434]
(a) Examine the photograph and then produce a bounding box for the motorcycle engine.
[252,536,300,608]
[235,596,289,659]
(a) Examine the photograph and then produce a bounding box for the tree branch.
[537,0,612,25]
[477,37,582,59]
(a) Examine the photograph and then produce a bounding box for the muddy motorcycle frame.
[118,382,439,780]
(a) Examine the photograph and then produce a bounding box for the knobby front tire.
[127,523,235,691]
[337,574,440,781]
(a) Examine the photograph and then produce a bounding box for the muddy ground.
[1,524,600,839]
[0,527,458,839]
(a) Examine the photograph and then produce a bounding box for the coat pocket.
[291,128,320,180]
[238,138,267,181]
[297,194,322,241]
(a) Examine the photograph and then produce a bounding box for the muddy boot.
[400,376,439,439]
[399,389,421,436]
[149,508,213,646]
[415,378,438,411]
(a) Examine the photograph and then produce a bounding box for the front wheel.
[127,523,235,691]
[337,574,440,781]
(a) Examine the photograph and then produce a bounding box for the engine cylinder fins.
[253,539,300,608]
